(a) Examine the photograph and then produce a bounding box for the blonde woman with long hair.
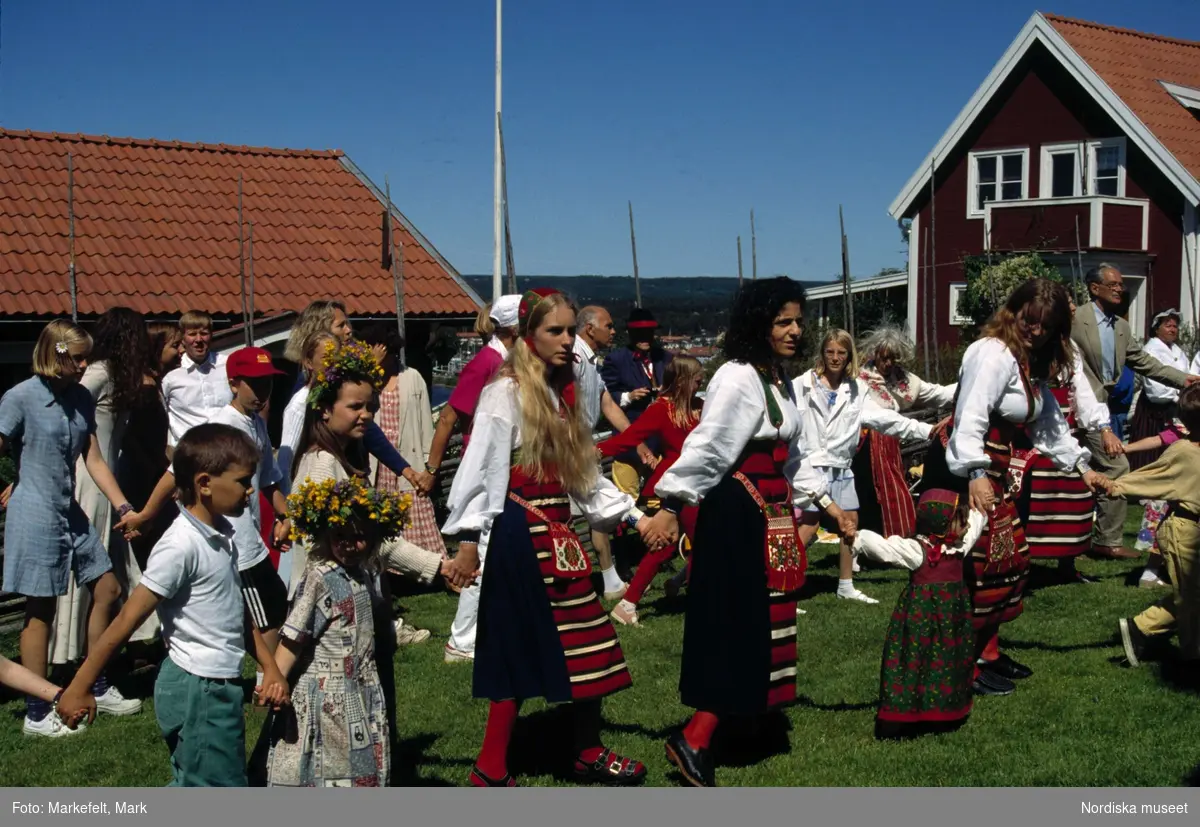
[442,288,654,787]
[793,329,932,605]
[598,355,704,625]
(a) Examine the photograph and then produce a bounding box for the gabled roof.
[0,129,482,318]
[889,12,1200,219]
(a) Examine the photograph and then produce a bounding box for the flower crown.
[286,477,411,544]
[308,339,386,409]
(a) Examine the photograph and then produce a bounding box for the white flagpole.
[492,0,503,303]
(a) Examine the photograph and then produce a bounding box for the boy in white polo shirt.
[57,423,289,786]
[162,310,232,452]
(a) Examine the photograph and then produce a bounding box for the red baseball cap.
[226,347,286,379]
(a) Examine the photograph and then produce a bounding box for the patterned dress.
[267,560,389,787]
[375,381,448,558]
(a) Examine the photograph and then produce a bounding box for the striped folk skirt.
[680,454,801,716]
[1016,453,1095,559]
[854,430,918,538]
[473,474,632,704]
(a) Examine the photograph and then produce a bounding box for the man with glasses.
[1072,264,1200,559]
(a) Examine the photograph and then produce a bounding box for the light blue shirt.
[1093,301,1118,383]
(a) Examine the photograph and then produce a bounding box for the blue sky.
[4,1,1200,283]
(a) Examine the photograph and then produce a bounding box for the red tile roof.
[1047,14,1200,183]
[0,129,481,318]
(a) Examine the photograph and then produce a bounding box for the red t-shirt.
[448,344,506,448]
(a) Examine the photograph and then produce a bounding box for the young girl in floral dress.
[266,477,413,787]
[852,489,985,739]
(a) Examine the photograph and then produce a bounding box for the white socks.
[601,565,625,593]
[837,579,856,596]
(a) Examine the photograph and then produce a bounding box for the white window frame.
[1086,137,1126,197]
[948,283,971,326]
[966,147,1030,219]
[1039,141,1084,198]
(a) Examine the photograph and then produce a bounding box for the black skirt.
[1128,397,1174,472]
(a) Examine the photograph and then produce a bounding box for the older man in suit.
[1073,263,1200,559]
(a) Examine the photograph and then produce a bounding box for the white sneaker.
[444,644,474,663]
[837,588,880,605]
[95,686,142,716]
[610,601,639,626]
[795,606,808,616]
[1139,575,1170,590]
[394,620,432,646]
[23,710,87,738]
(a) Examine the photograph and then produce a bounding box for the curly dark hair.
[722,277,808,368]
[90,307,152,413]
[355,321,406,378]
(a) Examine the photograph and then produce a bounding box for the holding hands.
[639,510,679,551]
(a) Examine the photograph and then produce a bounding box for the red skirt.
[1018,454,1094,559]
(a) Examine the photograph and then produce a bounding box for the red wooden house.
[890,12,1200,342]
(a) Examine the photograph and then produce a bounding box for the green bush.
[957,253,1088,328]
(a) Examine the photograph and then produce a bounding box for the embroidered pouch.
[733,471,806,592]
[508,492,593,579]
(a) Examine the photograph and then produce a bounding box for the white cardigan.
[791,370,932,470]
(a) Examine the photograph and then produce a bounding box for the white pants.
[447,527,490,653]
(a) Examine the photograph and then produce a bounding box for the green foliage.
[0,456,14,486]
[958,254,1087,328]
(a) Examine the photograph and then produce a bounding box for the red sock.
[978,630,1000,662]
[476,700,519,780]
[683,710,719,750]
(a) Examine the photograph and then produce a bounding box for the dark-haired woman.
[919,279,1107,697]
[646,277,854,787]
[51,308,158,671]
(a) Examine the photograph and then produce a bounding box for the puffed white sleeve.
[912,374,957,410]
[441,381,519,539]
[1142,339,1182,404]
[572,477,637,533]
[1070,347,1111,433]
[785,423,830,511]
[851,529,924,571]
[861,393,933,441]
[655,363,764,506]
[944,509,987,556]
[945,339,1013,477]
[1029,383,1091,473]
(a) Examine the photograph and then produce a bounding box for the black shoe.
[1068,571,1099,584]
[1119,617,1150,667]
[980,652,1033,680]
[972,669,1015,696]
[665,730,715,787]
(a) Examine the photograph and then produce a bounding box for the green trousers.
[154,657,247,787]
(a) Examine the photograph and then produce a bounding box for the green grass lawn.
[2,515,1199,787]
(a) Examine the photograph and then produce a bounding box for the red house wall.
[909,43,1184,343]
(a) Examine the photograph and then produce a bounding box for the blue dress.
[0,376,111,597]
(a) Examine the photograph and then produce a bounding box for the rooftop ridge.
[0,128,344,159]
[1043,12,1200,51]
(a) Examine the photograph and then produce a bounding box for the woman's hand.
[442,544,480,590]
[403,468,435,495]
[969,476,996,513]
[369,343,389,366]
[1100,429,1125,458]
[640,511,679,550]
[1082,470,1111,495]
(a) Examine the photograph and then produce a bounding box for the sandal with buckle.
[573,748,647,786]
[469,765,518,787]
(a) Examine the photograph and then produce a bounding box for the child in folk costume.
[442,289,656,788]
[793,329,933,605]
[1011,341,1111,584]
[597,355,704,626]
[918,280,1107,697]
[645,278,855,787]
[853,489,985,739]
[265,477,412,787]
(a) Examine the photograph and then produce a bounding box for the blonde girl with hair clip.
[0,320,146,737]
[792,328,933,606]
[442,288,655,787]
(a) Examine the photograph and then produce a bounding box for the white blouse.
[852,509,986,571]
[655,361,829,508]
[1066,346,1111,432]
[946,338,1090,478]
[442,377,637,538]
[1144,338,1189,404]
[859,366,957,413]
[276,386,308,494]
[792,371,932,469]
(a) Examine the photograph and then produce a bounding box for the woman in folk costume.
[918,279,1108,697]
[597,355,704,626]
[1011,297,1111,584]
[644,278,855,787]
[442,288,656,788]
[852,489,985,740]
[793,329,933,605]
[854,326,957,538]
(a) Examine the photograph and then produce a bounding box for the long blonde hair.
[814,328,859,380]
[499,292,597,496]
[662,356,703,428]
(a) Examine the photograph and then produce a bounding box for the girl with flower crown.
[265,477,410,786]
[442,288,657,788]
[852,489,985,740]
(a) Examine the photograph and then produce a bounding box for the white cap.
[490,294,522,328]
